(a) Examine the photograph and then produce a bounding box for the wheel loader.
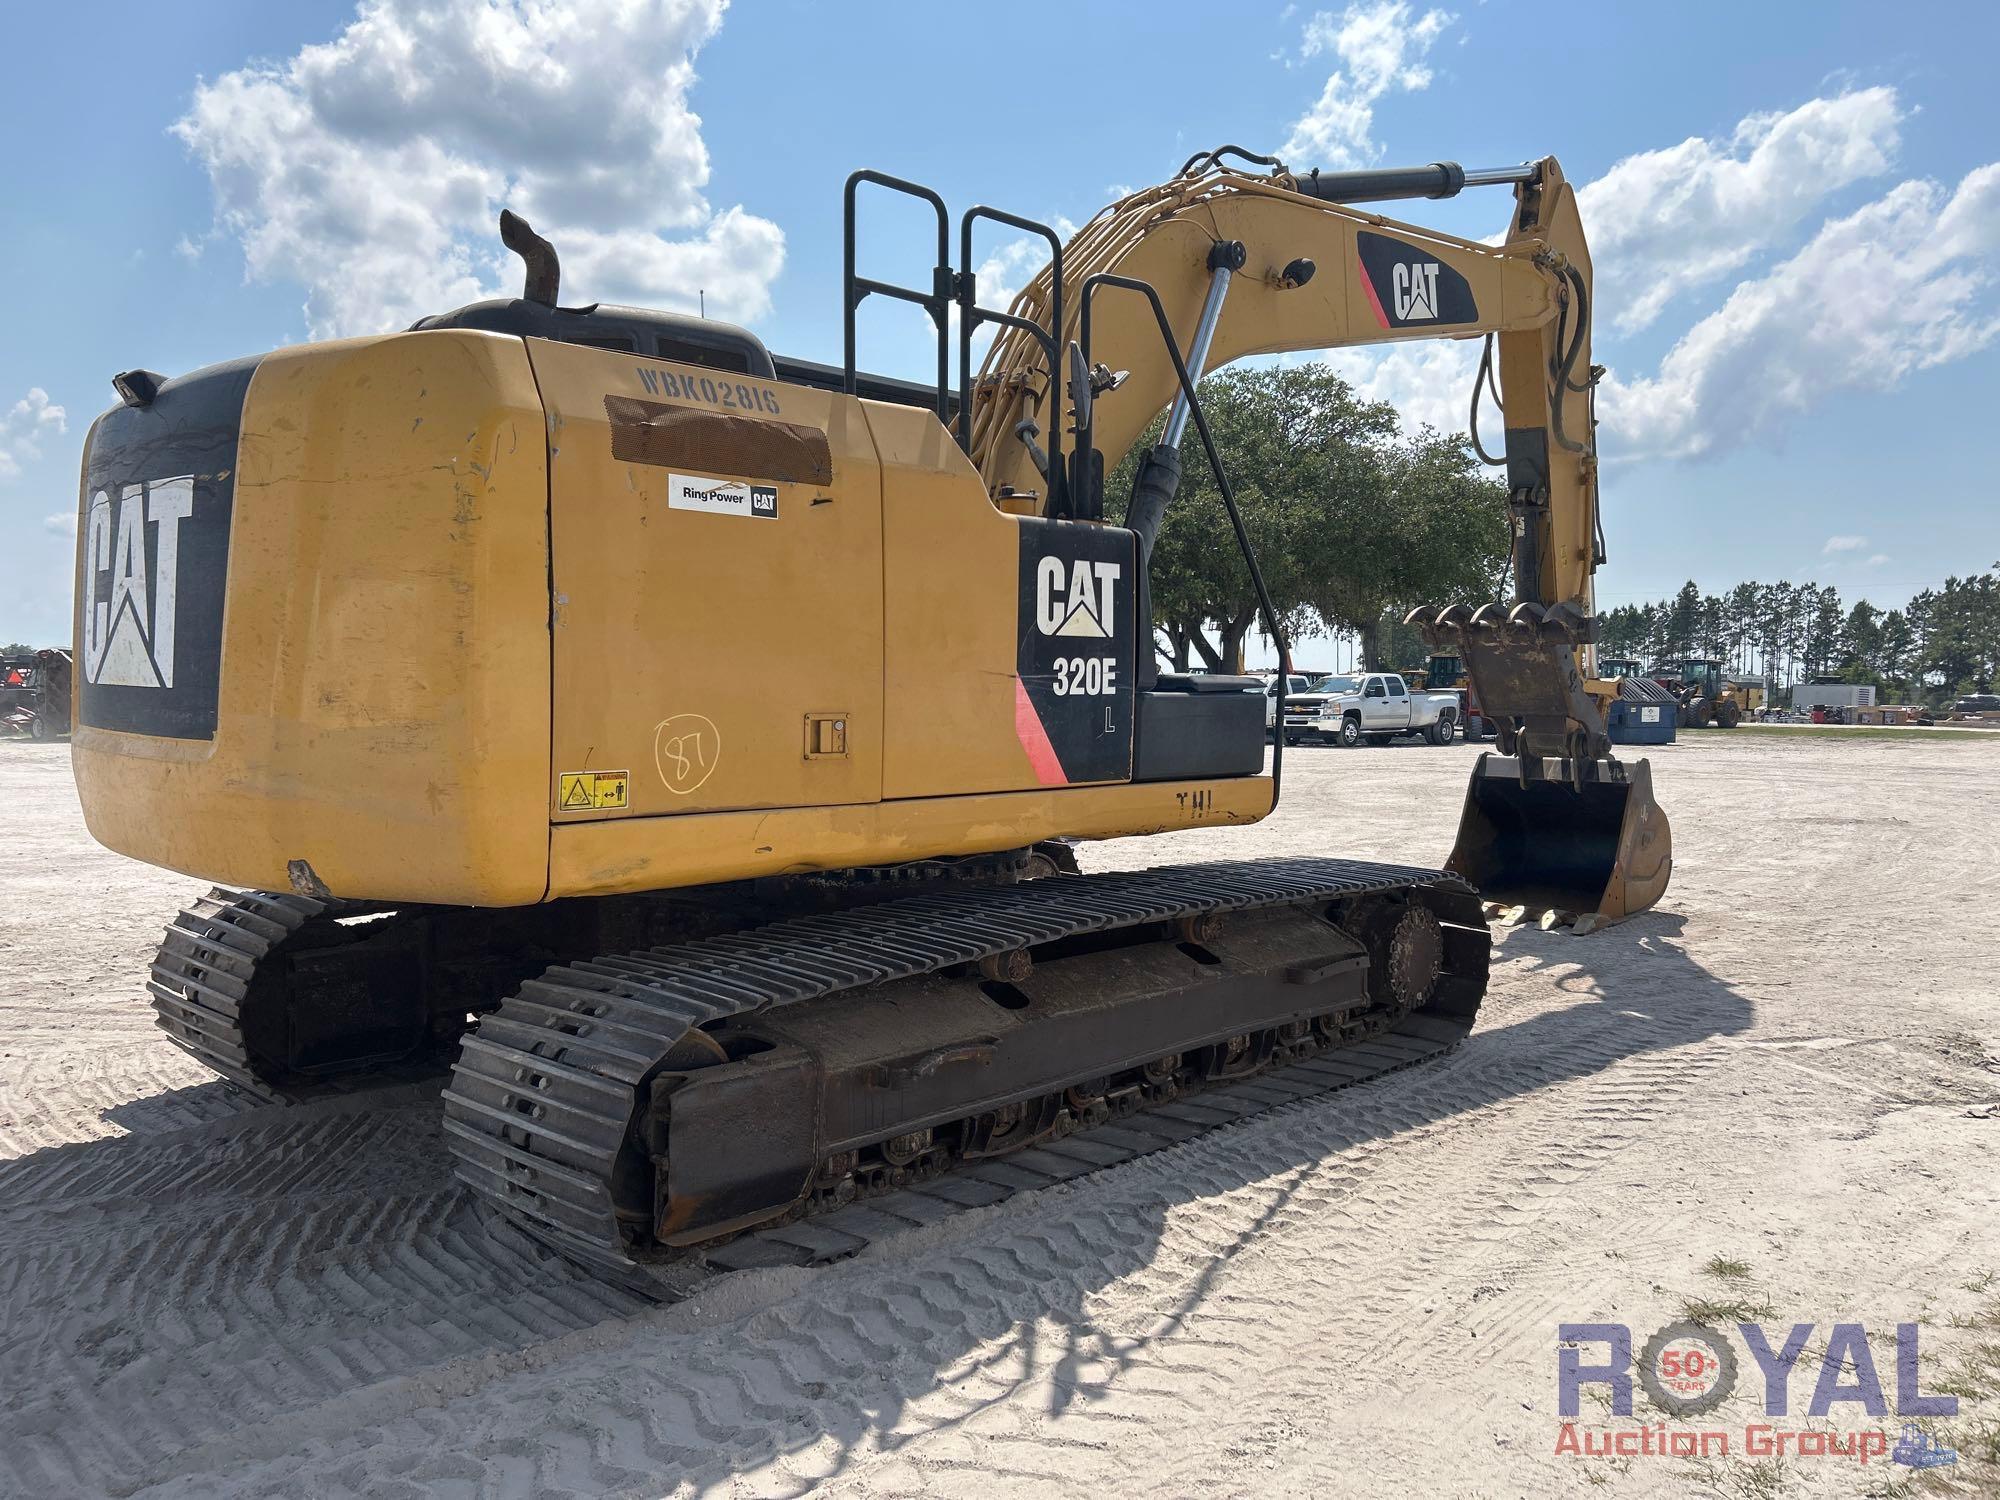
[1655,658,1743,728]
[70,148,1670,1270]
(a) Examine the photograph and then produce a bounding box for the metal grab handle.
[958,205,1064,467]
[843,170,952,420]
[1077,271,1293,812]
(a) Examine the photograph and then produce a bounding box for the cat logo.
[1392,260,1441,321]
[81,477,194,688]
[1035,556,1121,638]
[1356,232,1476,329]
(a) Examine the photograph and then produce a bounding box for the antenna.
[699,289,706,318]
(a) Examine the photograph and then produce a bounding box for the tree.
[1766,581,1801,685]
[1698,593,1726,659]
[1295,425,1510,668]
[1842,600,1882,682]
[1662,582,1702,661]
[1876,609,1915,692]
[1803,585,1845,679]
[1123,363,1506,672]
[1598,604,1649,659]
[1920,574,1999,693]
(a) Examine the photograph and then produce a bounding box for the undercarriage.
[149,854,1488,1272]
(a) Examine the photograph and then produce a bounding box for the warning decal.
[558,770,630,811]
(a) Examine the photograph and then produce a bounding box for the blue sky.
[4,0,1997,656]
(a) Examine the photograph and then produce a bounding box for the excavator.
[70,147,1669,1271]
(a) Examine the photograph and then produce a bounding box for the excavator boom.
[965,151,1671,928]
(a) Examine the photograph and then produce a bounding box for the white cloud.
[1601,164,2000,460]
[1281,2,1454,168]
[44,512,77,538]
[1580,88,1905,333]
[174,0,784,340]
[1322,339,1480,438]
[975,222,1075,318]
[1865,553,1891,567]
[1822,534,1868,553]
[0,388,67,480]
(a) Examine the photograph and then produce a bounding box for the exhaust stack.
[499,210,560,306]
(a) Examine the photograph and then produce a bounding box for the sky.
[3,0,1997,659]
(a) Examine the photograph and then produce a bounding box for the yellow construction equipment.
[71,148,1666,1269]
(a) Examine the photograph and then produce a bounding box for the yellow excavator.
[71,148,1668,1269]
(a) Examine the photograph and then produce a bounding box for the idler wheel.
[1384,906,1444,1008]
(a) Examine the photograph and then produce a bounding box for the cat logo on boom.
[1035,556,1121,639]
[81,477,194,688]
[1392,261,1441,321]
[1355,231,1477,329]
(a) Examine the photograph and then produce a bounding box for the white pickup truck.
[1306,672,1460,747]
[1260,672,1322,734]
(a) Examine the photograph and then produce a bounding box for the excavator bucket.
[1407,601,1676,931]
[1446,753,1672,931]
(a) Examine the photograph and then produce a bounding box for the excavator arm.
[965,153,1670,928]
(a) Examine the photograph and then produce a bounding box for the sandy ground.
[2,732,1997,1499]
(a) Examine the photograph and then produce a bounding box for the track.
[147,889,454,1103]
[148,888,330,1097]
[443,856,1487,1271]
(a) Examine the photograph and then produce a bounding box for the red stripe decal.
[1357,259,1391,329]
[1013,679,1069,786]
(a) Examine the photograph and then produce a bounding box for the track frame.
[443,857,1488,1272]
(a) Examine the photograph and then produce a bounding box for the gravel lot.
[2,732,1996,1498]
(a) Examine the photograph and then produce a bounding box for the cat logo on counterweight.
[81,477,195,689]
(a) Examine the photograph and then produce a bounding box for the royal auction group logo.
[1556,1320,1958,1468]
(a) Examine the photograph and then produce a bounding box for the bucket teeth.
[1409,598,1598,649]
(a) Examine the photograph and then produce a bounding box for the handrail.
[1078,272,1293,807]
[843,170,952,421]
[957,207,1064,480]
